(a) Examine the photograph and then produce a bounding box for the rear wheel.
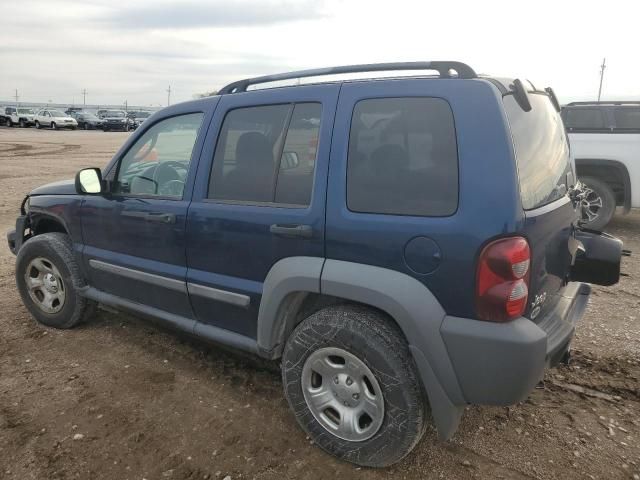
[580,176,616,231]
[16,233,95,329]
[282,305,427,467]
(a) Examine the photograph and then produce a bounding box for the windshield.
[106,111,125,118]
[18,108,34,114]
[49,110,66,117]
[82,114,99,120]
[135,112,151,118]
[504,93,572,210]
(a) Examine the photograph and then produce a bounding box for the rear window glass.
[347,97,458,216]
[504,94,572,210]
[614,107,640,130]
[562,107,607,131]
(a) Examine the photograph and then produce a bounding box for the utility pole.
[597,58,606,102]
[124,100,128,112]
[82,89,87,105]
[167,85,171,106]
[14,89,19,105]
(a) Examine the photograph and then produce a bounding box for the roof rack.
[218,61,477,94]
[566,101,640,106]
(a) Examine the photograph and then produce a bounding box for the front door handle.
[270,224,313,238]
[146,212,176,224]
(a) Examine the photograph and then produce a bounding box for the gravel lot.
[0,127,639,480]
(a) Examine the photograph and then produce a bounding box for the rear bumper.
[441,282,590,405]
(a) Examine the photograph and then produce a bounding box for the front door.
[80,111,207,318]
[186,84,339,339]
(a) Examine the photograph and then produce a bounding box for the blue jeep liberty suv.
[8,62,623,467]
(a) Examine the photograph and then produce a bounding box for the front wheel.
[7,118,13,127]
[282,305,427,467]
[19,119,26,128]
[51,122,57,130]
[16,233,95,329]
[579,177,616,231]
[35,121,41,129]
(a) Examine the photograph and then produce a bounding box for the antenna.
[167,85,171,106]
[597,58,606,101]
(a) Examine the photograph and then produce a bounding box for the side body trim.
[89,259,186,292]
[187,282,250,308]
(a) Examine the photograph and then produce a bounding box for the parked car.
[2,106,36,127]
[7,62,624,467]
[127,110,152,130]
[69,111,103,130]
[100,110,133,131]
[561,101,640,230]
[33,109,78,130]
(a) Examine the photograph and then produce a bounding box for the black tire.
[35,121,41,129]
[51,122,57,130]
[7,118,13,127]
[282,305,427,467]
[580,176,616,231]
[83,123,89,130]
[19,119,26,128]
[16,233,95,329]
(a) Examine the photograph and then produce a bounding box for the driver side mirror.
[75,168,104,194]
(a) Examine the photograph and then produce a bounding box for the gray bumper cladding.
[441,282,590,405]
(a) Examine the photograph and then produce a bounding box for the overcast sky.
[1,0,638,107]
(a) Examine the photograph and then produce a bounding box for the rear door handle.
[146,212,176,224]
[269,224,313,238]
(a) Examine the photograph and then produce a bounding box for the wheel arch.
[30,212,70,236]
[257,257,466,440]
[575,158,632,213]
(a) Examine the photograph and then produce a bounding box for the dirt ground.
[0,127,638,480]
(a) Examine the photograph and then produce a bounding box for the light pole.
[597,58,606,102]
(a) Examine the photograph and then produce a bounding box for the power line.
[597,58,606,101]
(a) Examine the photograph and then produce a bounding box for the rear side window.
[614,107,640,130]
[347,97,458,216]
[209,103,321,206]
[504,94,572,210]
[562,107,607,131]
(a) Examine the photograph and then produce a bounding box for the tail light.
[476,237,530,322]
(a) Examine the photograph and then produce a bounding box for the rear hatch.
[503,91,578,322]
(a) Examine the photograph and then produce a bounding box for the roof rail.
[566,101,640,106]
[218,61,477,94]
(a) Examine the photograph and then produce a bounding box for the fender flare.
[575,158,632,213]
[257,257,465,439]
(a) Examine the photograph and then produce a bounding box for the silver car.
[34,109,78,130]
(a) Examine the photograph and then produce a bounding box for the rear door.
[186,84,339,339]
[504,92,579,321]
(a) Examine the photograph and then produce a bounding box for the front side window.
[115,113,204,198]
[209,103,321,206]
[613,107,640,130]
[347,97,459,216]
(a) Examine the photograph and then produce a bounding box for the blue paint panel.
[186,83,340,338]
[326,78,522,319]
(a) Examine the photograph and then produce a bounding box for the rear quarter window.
[504,94,572,210]
[562,107,607,131]
[347,97,458,216]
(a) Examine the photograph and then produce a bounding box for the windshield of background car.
[106,111,125,118]
[18,109,34,114]
[49,110,66,117]
[503,93,572,210]
[82,114,99,120]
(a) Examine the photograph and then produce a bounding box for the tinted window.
[614,107,640,130]
[504,94,572,210]
[347,97,458,216]
[209,103,321,206]
[562,107,606,131]
[116,113,204,198]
